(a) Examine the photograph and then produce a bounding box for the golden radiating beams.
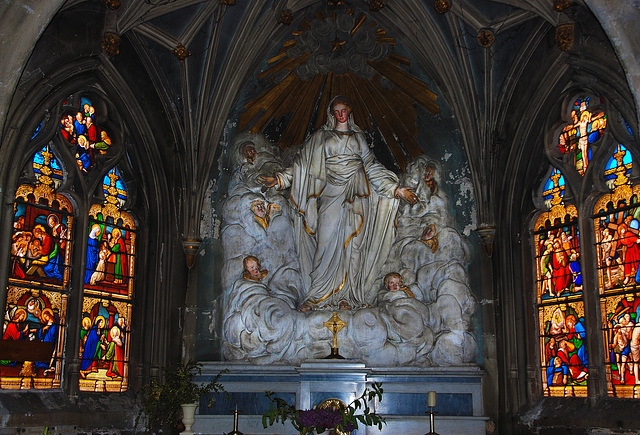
[239,73,298,131]
[258,52,309,80]
[368,59,439,114]
[278,74,326,148]
[348,73,410,169]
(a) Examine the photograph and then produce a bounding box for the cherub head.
[243,255,264,281]
[384,272,403,292]
[421,224,439,253]
[251,200,267,219]
[422,224,437,241]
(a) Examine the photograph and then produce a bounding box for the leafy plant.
[136,361,228,430]
[262,382,386,434]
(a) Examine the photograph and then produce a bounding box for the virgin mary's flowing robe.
[276,125,399,308]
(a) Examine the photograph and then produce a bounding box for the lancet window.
[1,92,138,393]
[534,168,587,397]
[2,145,73,389]
[79,167,135,392]
[593,144,640,396]
[532,91,639,398]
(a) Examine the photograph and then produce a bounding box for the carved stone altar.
[220,132,477,367]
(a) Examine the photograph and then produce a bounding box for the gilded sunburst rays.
[240,8,439,170]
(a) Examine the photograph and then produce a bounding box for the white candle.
[427,391,436,407]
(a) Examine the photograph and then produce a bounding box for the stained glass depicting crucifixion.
[557,97,607,175]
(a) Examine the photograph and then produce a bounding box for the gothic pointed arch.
[0,54,177,395]
[528,89,640,400]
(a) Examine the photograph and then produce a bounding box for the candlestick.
[425,392,439,435]
[228,408,244,435]
[425,407,439,435]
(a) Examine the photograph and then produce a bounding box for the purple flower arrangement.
[298,407,356,433]
[262,382,385,434]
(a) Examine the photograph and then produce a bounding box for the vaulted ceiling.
[77,0,579,234]
[3,0,627,246]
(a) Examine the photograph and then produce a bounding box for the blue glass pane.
[31,122,43,140]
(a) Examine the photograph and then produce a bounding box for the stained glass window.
[593,144,640,397]
[59,96,113,175]
[534,168,588,397]
[1,144,72,389]
[79,166,135,392]
[557,97,607,176]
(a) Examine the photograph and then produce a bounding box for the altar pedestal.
[193,361,487,435]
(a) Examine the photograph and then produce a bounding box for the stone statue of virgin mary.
[260,96,417,310]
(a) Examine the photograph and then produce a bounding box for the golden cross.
[324,312,346,350]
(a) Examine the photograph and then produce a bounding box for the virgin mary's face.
[333,103,350,125]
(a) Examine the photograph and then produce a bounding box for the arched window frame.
[531,89,640,398]
[0,89,142,393]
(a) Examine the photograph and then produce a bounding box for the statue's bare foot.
[339,300,351,310]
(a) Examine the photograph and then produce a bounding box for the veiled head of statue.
[325,95,360,132]
[330,95,352,111]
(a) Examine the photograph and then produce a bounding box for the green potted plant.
[136,361,228,432]
[262,382,386,435]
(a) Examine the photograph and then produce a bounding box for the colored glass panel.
[2,146,72,390]
[542,168,565,209]
[557,97,607,176]
[0,287,67,389]
[59,96,113,175]
[83,216,135,297]
[594,144,640,397]
[535,168,587,397]
[534,213,581,302]
[80,166,135,392]
[534,170,581,303]
[31,122,43,140]
[102,167,127,207]
[33,144,64,189]
[10,202,73,289]
[601,294,640,397]
[78,296,131,392]
[539,301,588,396]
